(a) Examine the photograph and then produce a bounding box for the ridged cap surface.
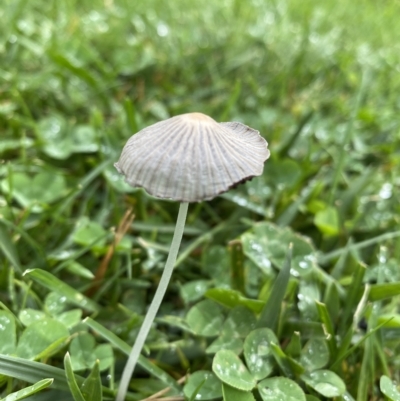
[115,112,270,202]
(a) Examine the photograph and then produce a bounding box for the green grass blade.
[81,360,102,401]
[257,244,292,330]
[0,354,115,398]
[228,240,245,294]
[278,110,313,158]
[0,354,80,391]
[329,69,369,204]
[368,282,400,302]
[339,262,365,333]
[83,317,180,392]
[2,378,53,401]
[64,353,86,401]
[357,332,374,400]
[51,159,113,226]
[188,379,206,401]
[219,80,241,121]
[83,317,130,354]
[133,222,203,236]
[48,52,100,90]
[0,222,22,273]
[23,269,100,313]
[320,230,400,264]
[315,301,337,358]
[123,98,138,133]
[329,239,353,280]
[175,217,231,268]
[270,343,304,379]
[276,182,314,227]
[332,325,355,371]
[330,319,390,370]
[0,218,46,267]
[53,231,110,274]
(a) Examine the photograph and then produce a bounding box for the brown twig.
[139,375,187,401]
[86,208,135,296]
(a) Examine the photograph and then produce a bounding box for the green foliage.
[243,328,277,380]
[0,311,17,355]
[1,0,400,399]
[186,300,225,337]
[222,383,256,401]
[1,171,68,212]
[301,370,345,398]
[183,371,222,400]
[258,377,306,401]
[213,350,256,391]
[380,376,400,401]
[16,318,69,360]
[68,333,113,372]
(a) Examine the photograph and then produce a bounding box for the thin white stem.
[116,202,189,401]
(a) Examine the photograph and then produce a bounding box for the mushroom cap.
[114,112,270,202]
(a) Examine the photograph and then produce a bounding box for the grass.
[1,0,400,400]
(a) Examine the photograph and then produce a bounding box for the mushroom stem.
[116,202,189,401]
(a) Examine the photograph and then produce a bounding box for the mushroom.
[114,112,269,401]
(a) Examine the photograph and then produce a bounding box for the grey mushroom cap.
[114,112,270,202]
